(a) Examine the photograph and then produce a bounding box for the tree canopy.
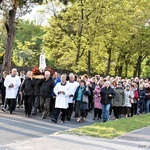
[42,0,150,77]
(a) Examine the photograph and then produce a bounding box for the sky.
[21,1,65,26]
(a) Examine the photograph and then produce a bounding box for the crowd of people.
[0,68,150,123]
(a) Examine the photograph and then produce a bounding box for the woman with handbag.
[73,80,91,122]
[124,84,134,118]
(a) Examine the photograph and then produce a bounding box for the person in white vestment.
[66,73,79,120]
[52,74,69,123]
[4,68,21,114]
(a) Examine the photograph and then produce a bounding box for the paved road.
[0,106,98,145]
[0,107,150,150]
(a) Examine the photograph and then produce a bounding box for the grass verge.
[67,114,150,139]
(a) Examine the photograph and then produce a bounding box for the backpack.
[134,90,139,99]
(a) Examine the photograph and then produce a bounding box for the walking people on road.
[66,73,79,121]
[124,84,134,118]
[73,80,91,123]
[145,83,150,113]
[93,82,102,120]
[113,82,125,119]
[100,81,115,122]
[4,68,21,114]
[20,71,35,117]
[38,71,55,119]
[52,74,69,123]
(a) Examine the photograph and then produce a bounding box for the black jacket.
[139,89,146,102]
[21,78,36,96]
[34,79,41,96]
[100,87,115,104]
[37,77,55,97]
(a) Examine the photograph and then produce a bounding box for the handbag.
[130,98,134,104]
[82,95,89,103]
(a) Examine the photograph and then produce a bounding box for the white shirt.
[54,82,69,109]
[67,81,79,103]
[4,75,21,99]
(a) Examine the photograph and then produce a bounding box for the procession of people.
[0,67,150,124]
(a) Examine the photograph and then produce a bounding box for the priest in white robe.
[4,68,21,114]
[66,73,79,120]
[52,74,69,123]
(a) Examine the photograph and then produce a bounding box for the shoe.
[27,114,30,117]
[93,117,96,120]
[9,111,12,114]
[51,118,57,123]
[61,121,64,124]
[16,105,20,108]
[82,117,86,122]
[24,114,27,117]
[66,117,71,121]
[97,117,100,120]
[32,113,36,116]
[42,114,46,119]
[77,118,81,123]
[103,120,106,123]
[1,108,6,112]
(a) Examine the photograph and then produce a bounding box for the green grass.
[68,114,150,139]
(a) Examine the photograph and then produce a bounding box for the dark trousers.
[18,94,23,106]
[40,96,51,115]
[54,108,66,121]
[66,103,74,119]
[24,95,34,116]
[113,106,121,119]
[50,97,56,116]
[137,102,143,114]
[33,95,40,115]
[1,94,5,105]
[75,101,86,118]
[109,105,112,116]
[131,103,137,116]
[7,99,16,113]
[94,108,102,118]
[124,107,131,115]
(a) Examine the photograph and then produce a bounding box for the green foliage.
[12,20,44,67]
[68,114,150,138]
[0,23,6,64]
[43,0,150,77]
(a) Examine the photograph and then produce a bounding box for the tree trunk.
[133,55,142,78]
[75,0,84,66]
[87,50,91,75]
[137,56,142,78]
[106,48,111,76]
[118,66,123,76]
[2,9,16,73]
[125,59,128,77]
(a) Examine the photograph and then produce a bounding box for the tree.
[42,0,150,76]
[0,0,44,73]
[12,20,44,67]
